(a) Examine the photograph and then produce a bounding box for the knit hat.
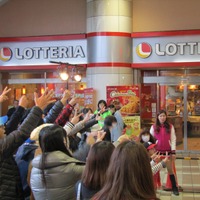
[30,123,53,141]
[0,115,8,126]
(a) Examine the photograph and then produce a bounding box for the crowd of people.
[0,87,180,200]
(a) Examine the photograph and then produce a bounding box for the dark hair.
[39,124,72,185]
[97,100,107,109]
[104,115,117,127]
[81,107,93,115]
[94,141,159,200]
[138,127,156,143]
[82,141,114,190]
[155,110,170,133]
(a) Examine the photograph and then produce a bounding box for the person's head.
[94,141,157,200]
[156,110,170,133]
[104,115,117,130]
[13,100,19,108]
[139,127,155,143]
[0,115,8,139]
[39,124,72,186]
[39,124,71,156]
[143,141,157,156]
[97,100,107,110]
[82,141,115,190]
[156,110,167,125]
[108,104,116,115]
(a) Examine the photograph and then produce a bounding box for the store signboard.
[132,34,200,64]
[106,85,141,137]
[0,39,87,66]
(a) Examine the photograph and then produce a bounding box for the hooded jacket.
[31,151,85,200]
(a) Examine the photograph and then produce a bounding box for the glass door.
[142,71,200,152]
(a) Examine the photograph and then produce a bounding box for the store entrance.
[141,70,200,152]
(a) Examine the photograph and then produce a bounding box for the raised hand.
[0,86,11,103]
[19,95,29,109]
[69,96,78,107]
[70,109,83,125]
[34,88,55,110]
[163,152,169,163]
[96,130,106,142]
[60,90,71,105]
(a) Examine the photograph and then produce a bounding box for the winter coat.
[31,151,85,200]
[0,106,43,200]
[15,141,38,198]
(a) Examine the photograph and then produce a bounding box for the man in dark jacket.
[0,87,55,200]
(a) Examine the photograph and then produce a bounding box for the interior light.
[22,86,26,95]
[57,64,69,81]
[74,74,82,82]
[59,72,69,81]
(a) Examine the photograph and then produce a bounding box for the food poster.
[107,85,140,115]
[106,85,141,137]
[123,116,141,138]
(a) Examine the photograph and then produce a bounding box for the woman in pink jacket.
[150,110,179,196]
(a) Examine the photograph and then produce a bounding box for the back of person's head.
[14,100,19,107]
[108,104,116,114]
[97,100,107,109]
[39,124,71,156]
[104,115,117,127]
[94,141,158,200]
[82,141,115,190]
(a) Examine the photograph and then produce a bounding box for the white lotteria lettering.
[166,43,177,55]
[155,44,165,56]
[23,48,33,59]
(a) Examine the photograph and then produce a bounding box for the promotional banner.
[106,85,140,137]
[107,85,140,115]
[123,116,141,137]
[75,89,85,110]
[84,88,95,111]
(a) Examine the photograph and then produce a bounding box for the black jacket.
[0,106,43,200]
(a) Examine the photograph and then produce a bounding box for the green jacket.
[94,110,112,128]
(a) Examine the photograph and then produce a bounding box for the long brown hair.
[82,141,114,190]
[155,110,171,134]
[93,141,159,200]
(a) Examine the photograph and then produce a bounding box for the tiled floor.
[157,155,200,200]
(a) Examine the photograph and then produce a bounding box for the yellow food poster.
[122,116,141,137]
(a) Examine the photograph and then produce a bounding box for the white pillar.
[86,0,133,101]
